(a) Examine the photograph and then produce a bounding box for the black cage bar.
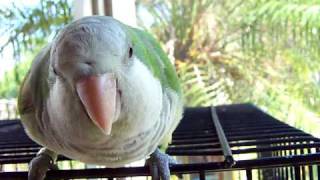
[0,103,319,179]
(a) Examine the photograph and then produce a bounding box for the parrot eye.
[53,67,62,78]
[53,68,58,76]
[128,47,133,58]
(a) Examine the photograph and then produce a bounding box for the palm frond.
[176,61,230,106]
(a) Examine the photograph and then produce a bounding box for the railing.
[0,99,18,120]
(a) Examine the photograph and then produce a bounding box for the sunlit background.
[0,0,319,179]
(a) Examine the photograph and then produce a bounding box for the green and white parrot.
[18,16,183,180]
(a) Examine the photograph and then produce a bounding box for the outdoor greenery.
[0,0,319,136]
[0,0,71,56]
[137,0,320,135]
[0,0,72,98]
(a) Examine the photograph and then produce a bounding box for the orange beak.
[76,73,117,135]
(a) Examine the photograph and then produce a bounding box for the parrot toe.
[28,148,58,180]
[146,148,176,180]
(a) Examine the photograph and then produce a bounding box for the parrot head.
[48,17,162,136]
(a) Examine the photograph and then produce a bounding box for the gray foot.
[146,148,176,180]
[28,148,58,180]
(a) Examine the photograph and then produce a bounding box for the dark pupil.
[53,68,58,75]
[129,47,133,58]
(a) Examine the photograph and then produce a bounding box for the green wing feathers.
[18,45,51,119]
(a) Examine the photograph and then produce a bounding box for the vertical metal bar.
[15,103,18,118]
[295,166,301,180]
[294,142,298,155]
[299,148,306,180]
[290,166,294,178]
[210,107,235,167]
[283,140,288,180]
[279,138,285,179]
[301,166,306,180]
[92,0,98,15]
[294,142,300,180]
[279,141,283,179]
[289,143,294,179]
[69,160,73,169]
[317,148,320,180]
[274,144,278,178]
[318,164,320,180]
[246,169,252,180]
[6,104,10,119]
[278,143,283,179]
[307,148,313,180]
[104,0,113,16]
[271,149,276,178]
[199,170,206,180]
[285,146,289,179]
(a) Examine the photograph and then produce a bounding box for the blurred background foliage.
[137,0,320,135]
[0,0,72,98]
[0,0,319,136]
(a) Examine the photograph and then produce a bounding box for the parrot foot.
[146,148,176,180]
[28,148,58,180]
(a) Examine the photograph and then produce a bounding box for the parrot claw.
[146,148,176,180]
[28,148,58,180]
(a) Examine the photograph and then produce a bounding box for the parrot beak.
[76,73,118,135]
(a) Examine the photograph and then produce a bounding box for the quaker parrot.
[18,16,183,180]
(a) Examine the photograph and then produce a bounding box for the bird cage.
[0,104,319,179]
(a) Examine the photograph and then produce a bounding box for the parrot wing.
[18,45,51,142]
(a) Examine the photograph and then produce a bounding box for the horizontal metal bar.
[1,153,319,179]
[232,143,320,154]
[0,141,35,146]
[225,132,312,141]
[0,144,40,151]
[173,129,215,135]
[0,154,37,162]
[222,124,292,131]
[10,137,315,156]
[221,121,284,126]
[14,143,313,162]
[173,125,293,138]
[172,128,303,141]
[0,157,32,164]
[167,148,223,156]
[168,138,320,151]
[0,147,40,154]
[228,137,320,147]
[0,155,70,164]
[1,136,315,156]
[15,144,316,163]
[171,134,312,145]
[174,127,214,134]
[172,138,218,145]
[168,143,320,156]
[225,129,302,136]
[173,124,295,136]
[173,133,217,140]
